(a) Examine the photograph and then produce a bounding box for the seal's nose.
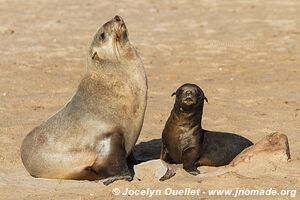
[186,90,192,95]
[184,90,194,99]
[114,15,122,22]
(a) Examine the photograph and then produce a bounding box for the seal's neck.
[172,104,203,129]
[86,42,140,72]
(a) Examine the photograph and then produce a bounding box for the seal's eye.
[196,93,202,98]
[99,32,105,40]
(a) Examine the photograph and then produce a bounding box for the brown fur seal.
[160,83,252,180]
[20,15,147,185]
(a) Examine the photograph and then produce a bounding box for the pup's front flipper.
[182,147,201,176]
[159,165,176,181]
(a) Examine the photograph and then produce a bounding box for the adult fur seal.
[21,15,147,185]
[160,83,252,179]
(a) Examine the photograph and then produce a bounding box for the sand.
[0,0,299,199]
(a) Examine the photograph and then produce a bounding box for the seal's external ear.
[171,92,176,97]
[204,96,208,103]
[91,50,102,61]
[92,51,97,59]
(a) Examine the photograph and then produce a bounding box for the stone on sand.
[134,160,168,181]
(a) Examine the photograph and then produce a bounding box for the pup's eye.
[99,32,105,40]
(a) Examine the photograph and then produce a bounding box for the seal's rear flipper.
[100,175,132,186]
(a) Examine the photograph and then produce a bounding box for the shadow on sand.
[132,131,253,166]
[133,139,162,163]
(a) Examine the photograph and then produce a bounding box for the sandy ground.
[0,0,299,199]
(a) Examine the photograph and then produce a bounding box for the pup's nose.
[185,90,193,98]
[114,15,122,22]
[186,90,192,95]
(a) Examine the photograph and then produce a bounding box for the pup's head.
[89,15,132,63]
[172,83,208,112]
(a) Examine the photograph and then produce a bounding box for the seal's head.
[172,83,208,112]
[89,15,133,63]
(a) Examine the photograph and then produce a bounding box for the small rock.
[134,160,168,181]
[33,105,44,110]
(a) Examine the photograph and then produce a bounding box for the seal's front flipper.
[127,151,140,168]
[160,143,174,164]
[93,132,132,185]
[159,165,176,181]
[159,143,177,181]
[126,151,140,177]
[186,169,200,176]
[182,147,200,176]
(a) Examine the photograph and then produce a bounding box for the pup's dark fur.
[160,83,253,179]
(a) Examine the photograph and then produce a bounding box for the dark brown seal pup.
[20,16,147,185]
[199,130,254,166]
[160,83,253,179]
